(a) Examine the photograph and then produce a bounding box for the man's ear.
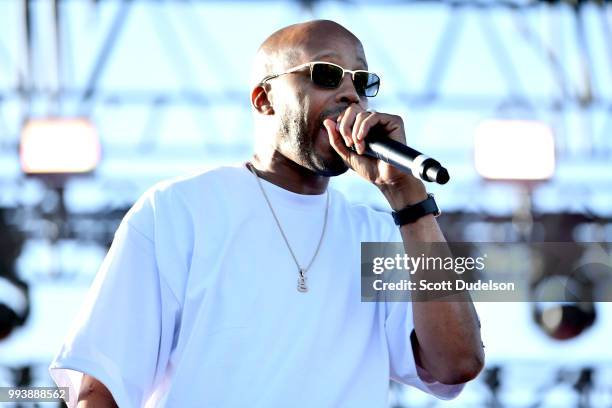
[251,85,275,115]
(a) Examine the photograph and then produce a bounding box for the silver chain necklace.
[247,162,329,293]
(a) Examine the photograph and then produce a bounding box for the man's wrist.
[392,193,440,226]
[378,177,428,211]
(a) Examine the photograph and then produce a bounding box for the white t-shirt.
[49,164,464,407]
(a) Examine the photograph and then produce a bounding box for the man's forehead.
[252,20,367,80]
[275,41,367,73]
[308,50,368,69]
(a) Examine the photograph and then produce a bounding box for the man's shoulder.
[149,164,247,198]
[125,164,247,231]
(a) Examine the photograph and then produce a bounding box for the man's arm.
[76,374,118,408]
[324,105,485,385]
[382,185,485,385]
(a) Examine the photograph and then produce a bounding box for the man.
[49,19,484,407]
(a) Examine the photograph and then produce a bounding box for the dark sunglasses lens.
[354,72,380,97]
[311,63,344,88]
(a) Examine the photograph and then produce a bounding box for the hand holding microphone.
[323,107,450,187]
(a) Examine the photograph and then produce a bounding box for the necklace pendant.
[297,269,308,293]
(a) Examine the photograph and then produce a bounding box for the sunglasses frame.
[259,61,380,97]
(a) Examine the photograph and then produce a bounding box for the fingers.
[357,112,406,147]
[356,111,382,148]
[352,111,373,153]
[336,108,356,148]
[336,106,405,157]
[323,118,353,163]
[337,106,376,155]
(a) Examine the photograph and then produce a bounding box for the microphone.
[350,125,450,185]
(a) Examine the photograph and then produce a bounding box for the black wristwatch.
[391,193,441,226]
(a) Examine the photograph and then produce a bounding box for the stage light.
[20,118,101,175]
[474,119,555,181]
[531,273,596,340]
[530,243,611,341]
[533,302,596,341]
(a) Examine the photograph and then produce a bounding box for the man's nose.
[335,73,360,105]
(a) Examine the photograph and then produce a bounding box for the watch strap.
[392,193,440,226]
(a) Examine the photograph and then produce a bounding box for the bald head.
[249,20,368,178]
[251,20,365,85]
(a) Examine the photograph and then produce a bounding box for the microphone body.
[352,127,450,185]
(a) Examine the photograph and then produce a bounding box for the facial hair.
[278,105,348,177]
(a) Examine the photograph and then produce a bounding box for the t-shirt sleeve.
[382,217,465,400]
[385,300,465,400]
[48,201,177,408]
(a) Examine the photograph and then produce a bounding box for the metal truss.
[0,0,610,230]
[0,0,610,155]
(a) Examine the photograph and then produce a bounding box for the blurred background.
[0,0,611,406]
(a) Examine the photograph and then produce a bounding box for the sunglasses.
[260,61,380,97]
